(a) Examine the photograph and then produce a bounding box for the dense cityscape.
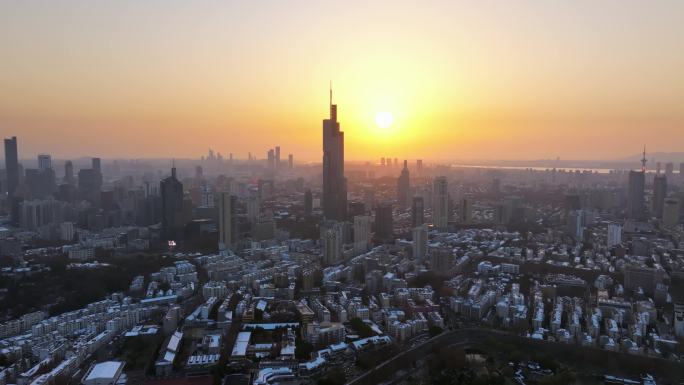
[0,92,683,385]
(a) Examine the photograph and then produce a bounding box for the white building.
[81,361,125,385]
[607,223,622,247]
[353,215,372,255]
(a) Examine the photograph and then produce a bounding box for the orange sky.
[1,1,683,161]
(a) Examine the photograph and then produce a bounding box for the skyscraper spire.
[329,82,337,122]
[641,145,647,172]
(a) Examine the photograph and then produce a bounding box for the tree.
[429,325,443,337]
[348,318,374,338]
[295,340,314,360]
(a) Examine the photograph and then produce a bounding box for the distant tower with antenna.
[322,82,347,220]
[641,146,647,172]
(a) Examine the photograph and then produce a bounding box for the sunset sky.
[1,1,683,161]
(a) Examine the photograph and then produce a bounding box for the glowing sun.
[374,111,394,129]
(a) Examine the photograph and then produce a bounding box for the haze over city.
[2,1,684,161]
[2,2,684,385]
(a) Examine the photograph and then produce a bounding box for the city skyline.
[2,3,684,385]
[2,1,684,161]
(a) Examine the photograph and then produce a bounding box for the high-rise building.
[19,198,66,230]
[218,192,236,250]
[267,149,275,171]
[60,221,75,242]
[323,222,343,265]
[627,170,645,220]
[304,189,313,216]
[607,223,622,247]
[460,198,472,224]
[37,154,51,171]
[4,136,19,197]
[412,224,428,261]
[566,210,585,241]
[78,160,103,207]
[652,175,667,218]
[411,196,425,227]
[374,202,393,243]
[25,167,56,199]
[397,160,410,209]
[275,146,281,169]
[433,177,449,230]
[353,215,372,255]
[64,160,75,184]
[160,167,184,241]
[663,198,680,227]
[92,157,101,174]
[322,88,347,221]
[288,154,293,169]
[680,163,684,177]
[363,188,375,213]
[247,196,260,225]
[665,162,674,179]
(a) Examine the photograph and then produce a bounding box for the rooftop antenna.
[641,146,647,172]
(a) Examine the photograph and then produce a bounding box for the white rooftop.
[85,361,124,381]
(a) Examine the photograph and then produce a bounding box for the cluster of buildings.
[0,96,683,385]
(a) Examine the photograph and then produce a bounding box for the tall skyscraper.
[652,174,667,218]
[663,198,681,227]
[275,146,281,170]
[411,196,425,227]
[64,161,75,184]
[78,157,103,207]
[322,88,347,221]
[288,154,293,169]
[218,192,235,250]
[353,215,372,255]
[92,157,101,174]
[374,202,393,243]
[627,150,647,220]
[433,176,449,230]
[38,154,52,171]
[397,160,410,209]
[363,188,375,213]
[412,224,428,260]
[247,195,259,224]
[665,162,674,179]
[160,167,184,241]
[4,136,19,197]
[267,149,275,171]
[460,198,472,224]
[627,170,645,220]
